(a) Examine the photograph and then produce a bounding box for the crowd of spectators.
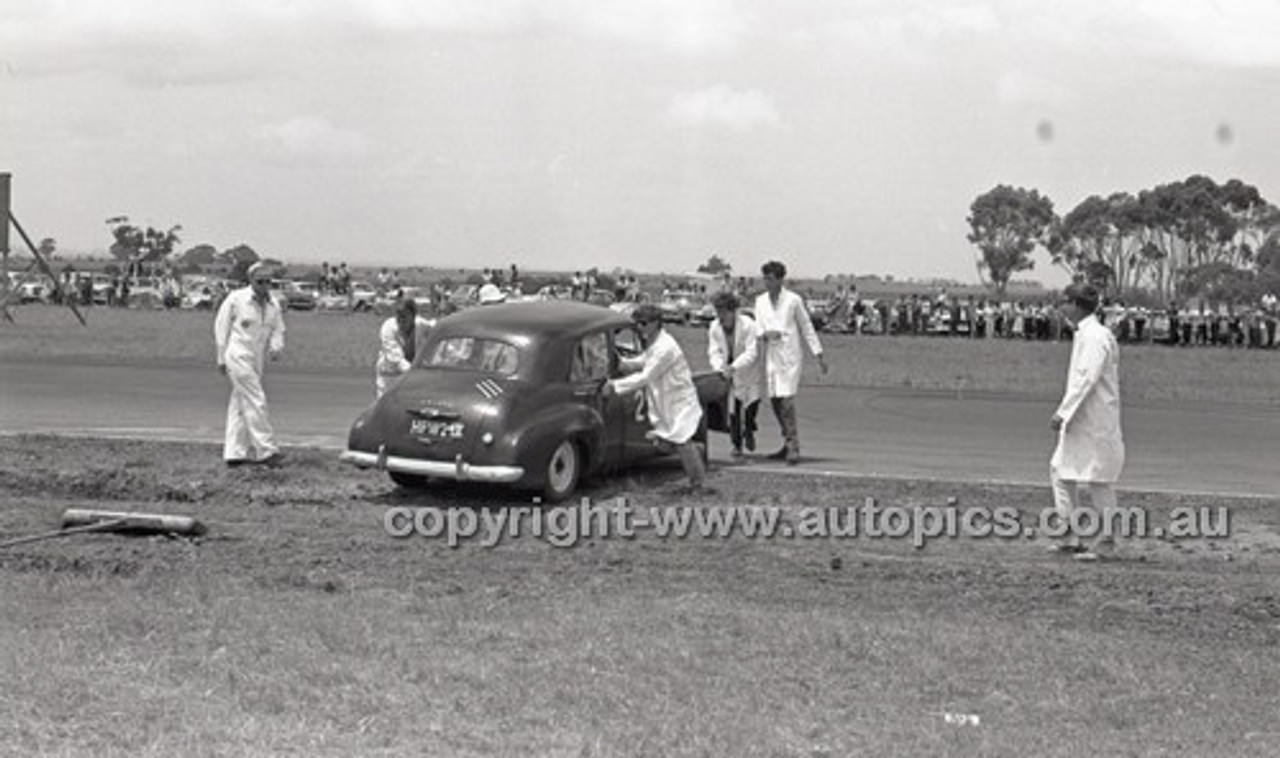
[814,287,1279,349]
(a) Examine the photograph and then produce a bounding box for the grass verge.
[1,435,1278,756]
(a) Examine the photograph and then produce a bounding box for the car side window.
[611,326,645,377]
[613,327,643,359]
[570,332,610,382]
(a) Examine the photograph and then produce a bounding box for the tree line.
[967,175,1280,304]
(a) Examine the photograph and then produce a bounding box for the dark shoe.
[259,452,286,468]
[767,447,788,461]
[744,431,756,452]
[225,458,252,468]
[731,447,744,459]
[787,451,800,466]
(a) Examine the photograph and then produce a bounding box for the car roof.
[434,301,629,341]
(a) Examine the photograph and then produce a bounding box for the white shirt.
[707,312,761,403]
[611,329,703,444]
[753,288,824,398]
[1052,315,1125,482]
[214,286,285,370]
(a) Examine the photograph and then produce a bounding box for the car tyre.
[389,471,433,489]
[542,438,581,504]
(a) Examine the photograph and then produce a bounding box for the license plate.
[409,419,465,439]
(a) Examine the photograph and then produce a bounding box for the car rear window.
[423,337,520,375]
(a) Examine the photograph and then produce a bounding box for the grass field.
[1,436,1279,757]
[3,304,1280,405]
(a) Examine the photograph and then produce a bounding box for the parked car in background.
[91,274,114,305]
[688,298,716,327]
[341,301,729,502]
[585,289,616,308]
[351,281,378,311]
[447,283,480,311]
[657,291,703,325]
[16,277,51,304]
[125,277,166,309]
[285,280,319,310]
[181,284,218,310]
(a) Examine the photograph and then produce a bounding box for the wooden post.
[1,173,10,299]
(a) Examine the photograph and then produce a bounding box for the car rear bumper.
[340,449,524,483]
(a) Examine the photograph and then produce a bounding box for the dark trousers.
[729,398,760,451]
[769,396,799,454]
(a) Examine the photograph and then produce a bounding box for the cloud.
[256,117,371,163]
[663,85,781,131]
[0,0,757,80]
[1131,0,1280,68]
[797,0,1280,69]
[806,2,1001,62]
[553,0,756,55]
[997,0,1280,69]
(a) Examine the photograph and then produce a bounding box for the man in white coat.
[375,297,434,399]
[707,291,761,458]
[754,260,828,465]
[214,262,286,467]
[606,304,708,492]
[1050,283,1125,561]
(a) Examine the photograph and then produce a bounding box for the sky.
[2,0,1278,285]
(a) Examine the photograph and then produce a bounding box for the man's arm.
[1053,331,1109,426]
[730,318,759,372]
[268,302,286,357]
[792,294,828,373]
[213,293,234,371]
[707,323,727,372]
[611,342,678,396]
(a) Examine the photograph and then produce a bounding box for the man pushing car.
[604,303,710,493]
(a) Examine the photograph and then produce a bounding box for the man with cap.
[1049,283,1125,561]
[754,260,828,465]
[214,262,287,467]
[605,303,708,492]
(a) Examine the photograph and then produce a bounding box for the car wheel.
[542,438,581,504]
[389,471,433,489]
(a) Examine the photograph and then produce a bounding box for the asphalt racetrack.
[2,357,1276,498]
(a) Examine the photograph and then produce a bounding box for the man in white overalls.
[214,262,286,467]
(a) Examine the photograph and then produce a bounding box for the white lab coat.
[375,316,433,398]
[1051,315,1125,482]
[753,288,824,398]
[611,329,703,444]
[707,312,761,404]
[214,286,286,461]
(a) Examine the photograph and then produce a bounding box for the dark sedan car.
[340,301,729,502]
